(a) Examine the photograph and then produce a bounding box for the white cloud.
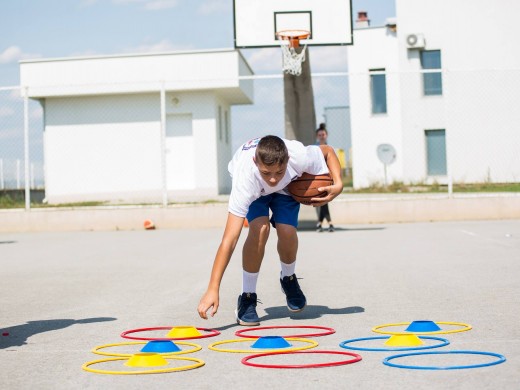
[0,46,23,64]
[30,108,43,120]
[0,46,40,64]
[243,48,282,74]
[198,0,228,15]
[112,0,179,10]
[0,128,20,140]
[125,39,193,53]
[242,46,348,75]
[0,107,15,117]
[307,46,348,73]
[9,88,22,100]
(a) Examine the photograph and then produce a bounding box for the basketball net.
[280,45,307,76]
[277,30,310,76]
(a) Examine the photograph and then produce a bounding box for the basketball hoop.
[276,30,311,76]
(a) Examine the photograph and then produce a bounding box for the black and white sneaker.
[235,292,260,326]
[280,274,307,312]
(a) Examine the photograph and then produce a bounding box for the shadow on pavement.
[213,305,364,332]
[0,317,117,349]
[261,305,365,321]
[297,220,386,232]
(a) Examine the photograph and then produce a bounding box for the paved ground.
[1,219,519,389]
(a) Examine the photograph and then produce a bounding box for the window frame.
[369,68,387,114]
[420,50,443,96]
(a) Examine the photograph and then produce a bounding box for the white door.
[165,114,195,190]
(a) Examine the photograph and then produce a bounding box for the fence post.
[160,83,168,207]
[0,158,3,190]
[23,86,31,210]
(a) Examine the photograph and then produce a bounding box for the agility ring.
[383,350,506,370]
[208,337,318,353]
[82,356,204,375]
[92,341,202,357]
[339,336,450,352]
[235,325,335,339]
[372,321,472,335]
[120,327,220,341]
[241,350,362,369]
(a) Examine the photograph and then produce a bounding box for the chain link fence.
[1,69,519,210]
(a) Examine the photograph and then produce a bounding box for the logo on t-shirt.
[242,138,260,151]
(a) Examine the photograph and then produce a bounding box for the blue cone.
[405,320,442,332]
[251,336,292,349]
[140,340,181,353]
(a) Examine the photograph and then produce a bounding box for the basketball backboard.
[233,0,353,48]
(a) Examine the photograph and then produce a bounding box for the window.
[425,129,447,175]
[370,69,387,114]
[420,50,442,95]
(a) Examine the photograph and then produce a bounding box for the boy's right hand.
[197,290,219,320]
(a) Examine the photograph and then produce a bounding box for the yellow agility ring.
[92,341,202,357]
[208,337,318,353]
[372,321,472,335]
[82,355,204,375]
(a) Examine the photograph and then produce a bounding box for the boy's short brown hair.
[255,135,289,166]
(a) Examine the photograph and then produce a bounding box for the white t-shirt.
[228,138,329,217]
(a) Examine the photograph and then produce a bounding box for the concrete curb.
[2,193,519,232]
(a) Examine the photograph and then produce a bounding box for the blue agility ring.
[383,350,506,370]
[339,336,449,352]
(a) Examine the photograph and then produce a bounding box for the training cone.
[405,320,441,332]
[144,219,155,230]
[384,334,424,347]
[141,340,181,353]
[125,353,169,367]
[166,326,202,338]
[251,336,292,349]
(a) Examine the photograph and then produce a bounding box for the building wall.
[44,93,162,202]
[22,49,254,204]
[347,27,402,188]
[44,91,228,203]
[348,0,520,188]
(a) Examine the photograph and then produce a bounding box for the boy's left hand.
[311,182,343,207]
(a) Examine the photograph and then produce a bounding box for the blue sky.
[0,0,395,183]
[0,0,395,85]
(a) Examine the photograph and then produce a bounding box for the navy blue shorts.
[246,193,300,228]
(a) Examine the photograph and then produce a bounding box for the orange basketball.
[287,173,333,205]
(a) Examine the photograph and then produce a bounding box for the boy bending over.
[197,135,342,325]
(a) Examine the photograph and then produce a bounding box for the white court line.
[460,230,477,236]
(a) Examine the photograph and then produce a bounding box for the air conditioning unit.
[406,33,425,49]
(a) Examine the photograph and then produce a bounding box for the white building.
[20,49,253,204]
[347,0,520,189]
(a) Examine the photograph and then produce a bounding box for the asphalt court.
[1,219,519,389]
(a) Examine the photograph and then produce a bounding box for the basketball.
[287,173,333,205]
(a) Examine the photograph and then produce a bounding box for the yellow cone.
[384,334,424,347]
[125,353,168,367]
[166,326,202,338]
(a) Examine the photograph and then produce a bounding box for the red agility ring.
[241,350,362,369]
[120,327,220,341]
[235,325,335,339]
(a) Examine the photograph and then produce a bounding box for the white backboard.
[233,0,353,48]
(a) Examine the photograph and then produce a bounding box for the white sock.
[280,260,296,279]
[242,270,259,293]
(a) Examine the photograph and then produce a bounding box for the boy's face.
[254,158,288,187]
